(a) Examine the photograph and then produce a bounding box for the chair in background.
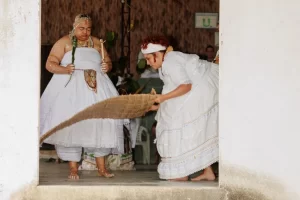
[135,126,150,165]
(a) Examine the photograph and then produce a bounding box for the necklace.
[77,40,88,47]
[77,37,94,48]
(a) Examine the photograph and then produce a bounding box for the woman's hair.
[141,36,169,50]
[73,14,92,27]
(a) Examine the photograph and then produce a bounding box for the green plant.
[105,31,117,50]
[135,51,151,74]
[136,58,147,74]
[65,36,77,87]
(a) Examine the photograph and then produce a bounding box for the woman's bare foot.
[68,169,79,180]
[95,156,114,178]
[98,168,114,178]
[168,176,188,181]
[191,166,215,181]
[68,161,79,180]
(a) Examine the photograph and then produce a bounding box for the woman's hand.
[149,104,160,111]
[101,62,109,73]
[154,95,166,104]
[65,64,75,74]
[144,98,162,115]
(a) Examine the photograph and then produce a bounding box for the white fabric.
[85,147,111,157]
[116,76,124,86]
[155,51,219,179]
[55,145,111,162]
[55,145,82,162]
[141,43,166,54]
[40,48,128,154]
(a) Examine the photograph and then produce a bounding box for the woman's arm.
[155,84,192,103]
[93,37,112,72]
[46,37,73,74]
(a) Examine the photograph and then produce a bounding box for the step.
[31,185,226,200]
[31,160,226,200]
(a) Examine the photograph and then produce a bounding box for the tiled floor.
[39,160,218,187]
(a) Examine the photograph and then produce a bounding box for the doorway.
[39,0,219,185]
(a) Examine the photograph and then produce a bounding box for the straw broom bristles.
[40,92,157,144]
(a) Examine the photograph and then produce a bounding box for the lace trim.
[158,142,219,179]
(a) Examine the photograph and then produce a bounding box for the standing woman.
[143,36,219,181]
[40,14,127,179]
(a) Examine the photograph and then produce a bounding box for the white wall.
[220,0,300,199]
[0,0,40,199]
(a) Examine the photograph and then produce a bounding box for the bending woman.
[143,36,219,181]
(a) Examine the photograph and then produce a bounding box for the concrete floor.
[39,160,218,187]
[36,160,225,200]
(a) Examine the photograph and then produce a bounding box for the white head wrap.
[141,43,167,54]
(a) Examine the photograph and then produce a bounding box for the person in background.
[206,45,215,62]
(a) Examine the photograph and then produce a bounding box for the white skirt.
[155,62,219,179]
[40,69,126,154]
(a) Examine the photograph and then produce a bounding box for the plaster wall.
[0,0,40,199]
[219,0,300,199]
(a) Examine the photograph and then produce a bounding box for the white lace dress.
[155,51,219,179]
[40,48,127,154]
